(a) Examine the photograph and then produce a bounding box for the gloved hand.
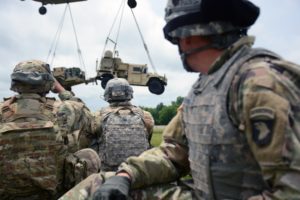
[92,176,131,200]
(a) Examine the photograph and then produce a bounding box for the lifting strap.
[46,4,87,76]
[99,0,158,73]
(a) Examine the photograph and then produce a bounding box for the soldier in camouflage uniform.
[92,78,154,171]
[60,0,300,199]
[0,60,101,200]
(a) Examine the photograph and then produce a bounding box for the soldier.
[60,0,300,199]
[92,77,154,171]
[0,60,101,199]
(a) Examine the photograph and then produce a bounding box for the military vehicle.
[52,53,167,95]
[97,50,167,95]
[52,67,88,91]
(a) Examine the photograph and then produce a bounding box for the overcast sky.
[0,0,300,111]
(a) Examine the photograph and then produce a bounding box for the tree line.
[141,96,183,125]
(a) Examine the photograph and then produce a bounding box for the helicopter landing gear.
[39,5,47,15]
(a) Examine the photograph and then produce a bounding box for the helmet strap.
[179,31,245,72]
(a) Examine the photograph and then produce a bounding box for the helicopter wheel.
[39,6,47,15]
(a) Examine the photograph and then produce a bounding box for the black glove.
[92,176,131,200]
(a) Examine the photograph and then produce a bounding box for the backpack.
[0,95,66,197]
[99,106,149,170]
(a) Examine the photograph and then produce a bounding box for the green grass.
[150,126,164,147]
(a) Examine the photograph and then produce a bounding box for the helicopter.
[20,0,88,15]
[21,0,137,15]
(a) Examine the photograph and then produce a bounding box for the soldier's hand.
[92,175,130,200]
[51,78,66,94]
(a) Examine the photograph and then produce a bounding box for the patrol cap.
[163,0,260,44]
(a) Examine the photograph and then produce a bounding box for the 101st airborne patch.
[250,107,275,147]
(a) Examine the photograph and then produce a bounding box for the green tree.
[141,96,183,125]
[158,105,177,125]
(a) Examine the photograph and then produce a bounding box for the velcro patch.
[250,107,275,147]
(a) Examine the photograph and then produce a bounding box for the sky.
[0,0,300,111]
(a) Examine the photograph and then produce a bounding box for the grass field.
[150,126,165,147]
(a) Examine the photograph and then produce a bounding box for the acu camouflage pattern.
[182,46,281,199]
[164,0,241,43]
[97,106,150,171]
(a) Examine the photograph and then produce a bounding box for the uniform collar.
[109,101,132,107]
[208,36,255,74]
[16,93,47,102]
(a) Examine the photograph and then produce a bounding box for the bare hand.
[52,78,66,93]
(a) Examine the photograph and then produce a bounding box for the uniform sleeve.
[56,100,94,150]
[92,111,103,138]
[117,108,190,189]
[58,90,84,102]
[233,61,300,199]
[58,90,75,101]
[142,110,154,142]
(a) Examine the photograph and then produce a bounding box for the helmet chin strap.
[179,32,245,72]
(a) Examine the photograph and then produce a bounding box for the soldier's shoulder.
[99,106,113,114]
[143,110,153,118]
[237,57,300,87]
[233,57,278,89]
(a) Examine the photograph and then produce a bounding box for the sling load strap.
[46,5,67,65]
[130,8,157,73]
[46,4,87,76]
[100,0,125,59]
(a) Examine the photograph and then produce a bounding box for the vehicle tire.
[148,79,165,95]
[101,76,112,89]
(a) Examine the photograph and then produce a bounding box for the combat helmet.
[10,60,54,94]
[104,78,133,103]
[163,0,260,45]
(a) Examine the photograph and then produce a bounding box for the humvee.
[97,50,167,95]
[52,67,87,91]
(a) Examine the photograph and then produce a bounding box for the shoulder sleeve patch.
[250,107,275,147]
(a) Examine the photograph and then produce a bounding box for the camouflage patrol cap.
[163,0,260,44]
[104,78,133,103]
[10,60,54,94]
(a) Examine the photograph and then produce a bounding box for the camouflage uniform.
[61,30,300,200]
[0,60,100,200]
[60,0,300,199]
[92,78,154,171]
[93,102,154,147]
